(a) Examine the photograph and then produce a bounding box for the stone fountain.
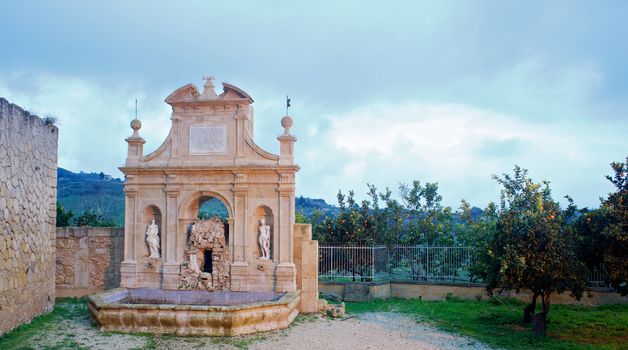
[88,77,318,336]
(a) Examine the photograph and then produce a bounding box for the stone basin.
[88,288,301,336]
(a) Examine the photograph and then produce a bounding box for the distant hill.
[296,196,340,217]
[56,168,338,227]
[57,168,125,226]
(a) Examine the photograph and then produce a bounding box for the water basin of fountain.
[88,288,301,336]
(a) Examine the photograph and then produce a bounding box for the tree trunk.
[523,293,539,323]
[532,293,551,336]
[532,312,546,336]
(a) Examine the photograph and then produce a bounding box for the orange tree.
[574,156,628,295]
[481,166,586,336]
[456,200,498,282]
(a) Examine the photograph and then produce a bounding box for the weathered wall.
[294,223,318,313]
[0,98,58,335]
[56,227,124,297]
[319,281,628,306]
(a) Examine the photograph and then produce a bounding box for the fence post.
[426,244,430,281]
[371,247,375,282]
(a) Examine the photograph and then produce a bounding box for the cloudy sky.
[1,1,626,209]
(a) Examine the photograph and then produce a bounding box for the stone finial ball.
[281,116,293,129]
[130,119,142,131]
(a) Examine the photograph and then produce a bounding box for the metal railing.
[319,245,608,286]
[390,245,476,282]
[318,246,389,282]
[587,263,608,288]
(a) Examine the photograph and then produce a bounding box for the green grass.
[5,296,626,350]
[346,297,628,350]
[0,297,90,350]
[0,297,317,350]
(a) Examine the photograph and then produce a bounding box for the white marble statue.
[258,218,271,259]
[146,219,160,258]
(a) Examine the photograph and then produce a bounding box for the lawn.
[0,298,316,350]
[346,296,628,350]
[2,296,626,349]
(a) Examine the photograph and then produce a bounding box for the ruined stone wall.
[56,227,124,297]
[0,98,58,335]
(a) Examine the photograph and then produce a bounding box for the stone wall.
[56,227,124,297]
[294,223,318,313]
[0,98,58,335]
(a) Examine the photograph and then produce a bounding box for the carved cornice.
[165,189,180,197]
[124,189,139,197]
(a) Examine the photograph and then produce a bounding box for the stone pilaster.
[234,109,247,165]
[121,189,138,288]
[275,172,296,292]
[230,173,249,291]
[163,186,180,289]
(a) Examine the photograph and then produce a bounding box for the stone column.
[234,109,247,165]
[162,187,180,290]
[275,173,296,292]
[120,189,138,288]
[230,173,249,291]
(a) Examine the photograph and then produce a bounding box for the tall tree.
[574,156,628,295]
[56,202,74,227]
[483,166,586,336]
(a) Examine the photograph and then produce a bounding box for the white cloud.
[295,101,627,208]
[0,73,625,209]
[0,72,170,178]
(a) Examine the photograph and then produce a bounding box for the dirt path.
[248,312,490,350]
[18,309,491,349]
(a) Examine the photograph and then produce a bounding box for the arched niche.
[178,191,234,220]
[254,206,274,260]
[143,205,162,258]
[177,191,233,263]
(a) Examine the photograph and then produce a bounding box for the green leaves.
[483,166,587,331]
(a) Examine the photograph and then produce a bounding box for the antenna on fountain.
[286,95,291,116]
[135,99,138,119]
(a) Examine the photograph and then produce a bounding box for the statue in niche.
[258,218,271,259]
[146,219,160,258]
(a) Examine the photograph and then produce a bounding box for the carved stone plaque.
[190,125,226,154]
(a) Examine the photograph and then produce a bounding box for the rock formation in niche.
[180,218,230,291]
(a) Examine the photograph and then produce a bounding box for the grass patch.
[346,298,628,350]
[0,297,89,350]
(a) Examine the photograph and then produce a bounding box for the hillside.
[56,168,338,227]
[57,168,125,226]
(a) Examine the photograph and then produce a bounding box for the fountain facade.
[88,77,318,335]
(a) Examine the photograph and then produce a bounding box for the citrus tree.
[574,156,628,295]
[483,166,586,336]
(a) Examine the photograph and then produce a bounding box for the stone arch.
[254,205,274,260]
[177,190,233,263]
[178,191,233,221]
[143,205,162,258]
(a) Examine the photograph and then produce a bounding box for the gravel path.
[249,312,490,350]
[18,309,491,349]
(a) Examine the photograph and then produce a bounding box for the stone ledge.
[88,288,301,336]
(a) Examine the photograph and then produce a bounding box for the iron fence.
[319,245,609,286]
[587,263,608,288]
[390,245,476,282]
[318,246,389,282]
